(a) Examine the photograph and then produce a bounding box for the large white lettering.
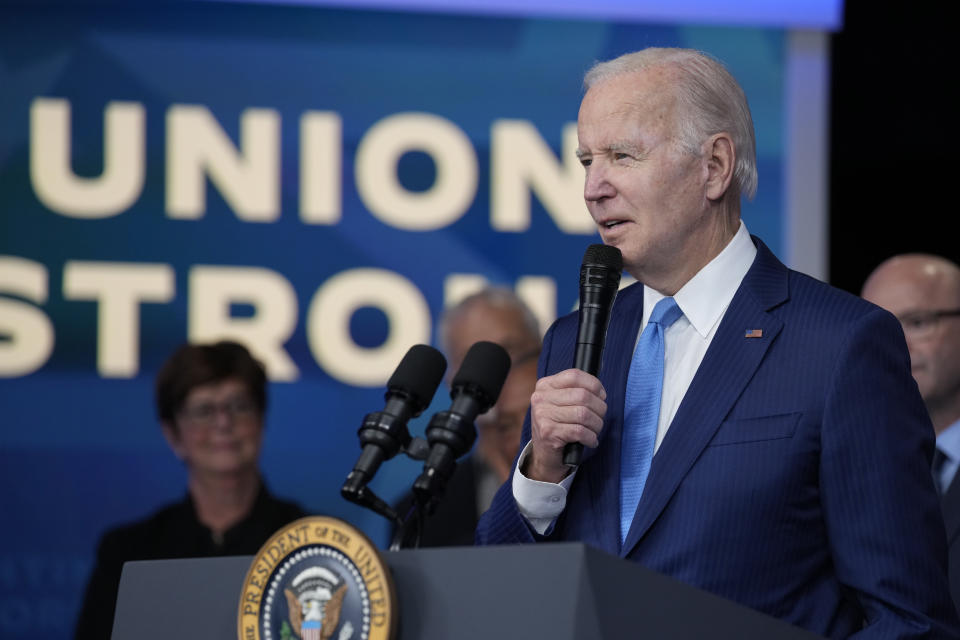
[355,113,477,231]
[167,106,280,221]
[300,111,342,224]
[3,257,562,382]
[30,98,145,218]
[62,262,174,378]
[0,257,55,377]
[491,120,591,233]
[28,100,587,235]
[307,268,431,387]
[188,266,299,381]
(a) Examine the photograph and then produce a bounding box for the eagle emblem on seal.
[283,566,353,640]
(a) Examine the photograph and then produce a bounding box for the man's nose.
[584,165,615,202]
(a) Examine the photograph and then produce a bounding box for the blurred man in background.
[395,287,541,546]
[862,253,960,613]
[75,340,305,639]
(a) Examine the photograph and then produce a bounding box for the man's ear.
[705,132,736,202]
[161,421,186,460]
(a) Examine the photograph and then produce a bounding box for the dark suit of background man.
[394,287,541,546]
[475,47,960,638]
[74,341,305,640]
[863,254,960,616]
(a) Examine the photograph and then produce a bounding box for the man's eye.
[614,152,629,160]
[903,316,934,331]
[580,158,592,167]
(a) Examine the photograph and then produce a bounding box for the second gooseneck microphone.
[562,243,623,467]
[413,341,512,510]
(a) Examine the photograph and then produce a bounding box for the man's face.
[164,378,264,477]
[576,68,719,287]
[862,259,960,415]
[446,303,536,376]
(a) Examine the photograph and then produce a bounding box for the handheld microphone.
[342,344,446,504]
[412,341,511,509]
[562,243,622,467]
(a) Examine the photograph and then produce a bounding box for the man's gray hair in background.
[438,287,542,362]
[584,47,758,200]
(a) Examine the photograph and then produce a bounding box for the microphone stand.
[389,501,425,551]
[342,341,509,550]
[342,433,435,549]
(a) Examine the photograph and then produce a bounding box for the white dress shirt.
[513,221,758,533]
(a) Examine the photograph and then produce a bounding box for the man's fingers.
[544,423,599,449]
[524,368,608,481]
[531,400,605,435]
[537,368,607,401]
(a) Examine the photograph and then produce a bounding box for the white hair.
[584,47,758,200]
[438,287,542,363]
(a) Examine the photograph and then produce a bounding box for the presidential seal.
[238,516,397,640]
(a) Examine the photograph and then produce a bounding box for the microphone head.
[582,243,622,271]
[451,341,512,411]
[386,344,447,414]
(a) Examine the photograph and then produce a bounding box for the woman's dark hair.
[155,340,267,424]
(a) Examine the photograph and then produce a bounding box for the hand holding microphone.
[561,244,622,466]
[514,244,620,477]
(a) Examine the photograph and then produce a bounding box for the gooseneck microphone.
[341,344,446,515]
[412,341,511,510]
[562,243,623,467]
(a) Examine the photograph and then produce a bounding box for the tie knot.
[648,297,683,329]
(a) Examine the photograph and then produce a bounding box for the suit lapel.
[620,239,788,556]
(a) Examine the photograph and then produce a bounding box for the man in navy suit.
[863,254,960,616]
[475,47,959,638]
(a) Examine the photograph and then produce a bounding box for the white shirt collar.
[643,221,757,337]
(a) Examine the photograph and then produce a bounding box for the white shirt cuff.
[512,442,577,535]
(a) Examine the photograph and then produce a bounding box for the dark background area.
[829,2,954,294]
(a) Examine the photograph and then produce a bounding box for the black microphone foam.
[582,243,623,270]
[342,344,446,505]
[564,243,622,466]
[413,341,511,508]
[450,340,512,411]
[388,343,448,415]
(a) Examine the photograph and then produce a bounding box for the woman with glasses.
[75,341,306,640]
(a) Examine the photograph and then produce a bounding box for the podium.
[112,542,822,639]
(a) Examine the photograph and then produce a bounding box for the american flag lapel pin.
[745,329,763,338]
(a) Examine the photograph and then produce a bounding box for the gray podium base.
[112,542,822,639]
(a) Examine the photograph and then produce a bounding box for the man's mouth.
[601,219,626,229]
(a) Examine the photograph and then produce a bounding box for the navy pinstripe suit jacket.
[476,238,960,638]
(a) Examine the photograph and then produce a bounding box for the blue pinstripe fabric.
[620,297,682,543]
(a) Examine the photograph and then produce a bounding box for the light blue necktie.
[620,296,683,544]
[933,447,948,494]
